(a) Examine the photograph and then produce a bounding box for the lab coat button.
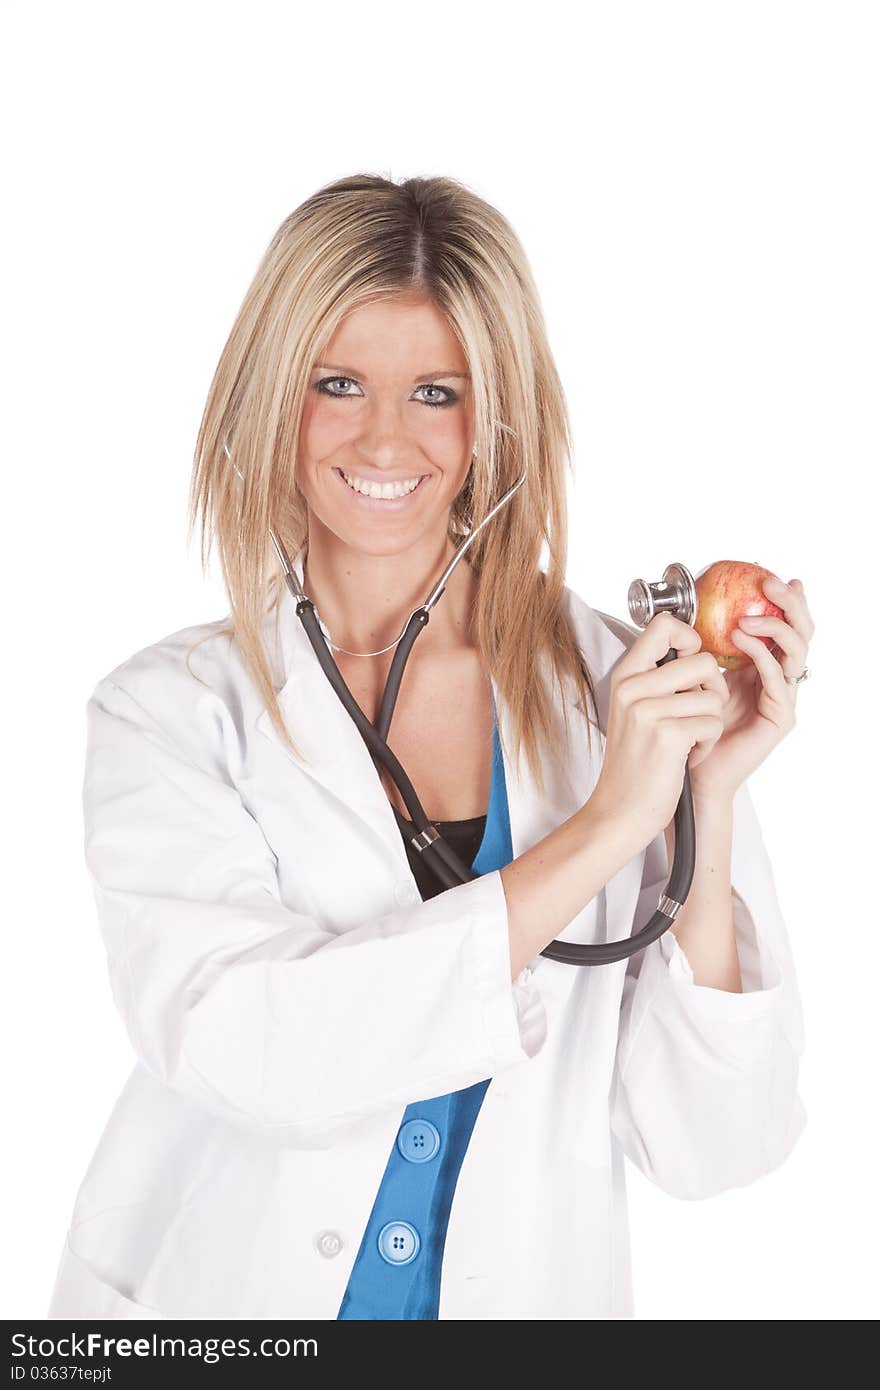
[377,1220,420,1266]
[315,1229,344,1259]
[397,1118,441,1163]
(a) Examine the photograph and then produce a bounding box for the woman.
[48,173,812,1320]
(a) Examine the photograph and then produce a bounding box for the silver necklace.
[314,604,418,659]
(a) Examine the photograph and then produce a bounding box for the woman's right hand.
[589,613,730,850]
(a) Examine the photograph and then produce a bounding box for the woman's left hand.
[687,576,815,802]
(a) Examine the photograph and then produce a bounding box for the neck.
[301,522,478,656]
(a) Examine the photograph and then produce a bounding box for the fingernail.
[740,616,761,627]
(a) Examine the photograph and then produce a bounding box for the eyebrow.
[314,363,470,382]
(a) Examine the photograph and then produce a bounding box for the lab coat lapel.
[255,543,589,856]
[255,547,404,847]
[255,545,644,956]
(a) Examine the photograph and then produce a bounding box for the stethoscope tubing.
[280,545,696,966]
[232,437,696,963]
[296,597,476,891]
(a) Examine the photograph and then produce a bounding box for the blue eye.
[415,383,458,409]
[313,377,458,408]
[315,376,361,398]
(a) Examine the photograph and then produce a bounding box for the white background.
[2,0,877,1320]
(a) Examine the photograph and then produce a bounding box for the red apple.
[694,560,784,670]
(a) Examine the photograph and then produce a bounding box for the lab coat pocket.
[47,1234,166,1321]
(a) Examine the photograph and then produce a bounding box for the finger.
[699,663,731,705]
[737,613,808,674]
[623,612,701,675]
[762,575,815,642]
[636,650,728,703]
[789,578,816,637]
[730,627,796,707]
[648,612,703,656]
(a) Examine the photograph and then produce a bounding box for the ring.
[784,665,811,686]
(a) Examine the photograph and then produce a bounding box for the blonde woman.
[48,174,811,1321]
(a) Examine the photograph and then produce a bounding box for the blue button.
[396,1118,441,1164]
[377,1221,420,1266]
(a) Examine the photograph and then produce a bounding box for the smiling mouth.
[335,469,430,501]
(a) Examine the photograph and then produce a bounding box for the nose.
[354,394,418,470]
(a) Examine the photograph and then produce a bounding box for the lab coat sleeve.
[609,779,807,1199]
[82,676,547,1139]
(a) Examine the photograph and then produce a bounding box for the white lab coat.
[47,550,807,1321]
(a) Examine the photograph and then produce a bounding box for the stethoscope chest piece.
[627,562,697,629]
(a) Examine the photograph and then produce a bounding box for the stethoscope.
[225,442,698,965]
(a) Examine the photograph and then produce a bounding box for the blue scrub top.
[337,704,513,1320]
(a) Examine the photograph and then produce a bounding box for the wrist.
[689,784,737,817]
[578,792,650,867]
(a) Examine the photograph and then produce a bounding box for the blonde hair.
[188,172,599,797]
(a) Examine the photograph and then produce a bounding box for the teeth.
[341,472,423,500]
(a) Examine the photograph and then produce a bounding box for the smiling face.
[296,294,476,559]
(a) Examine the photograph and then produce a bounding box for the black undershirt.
[392,805,488,902]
